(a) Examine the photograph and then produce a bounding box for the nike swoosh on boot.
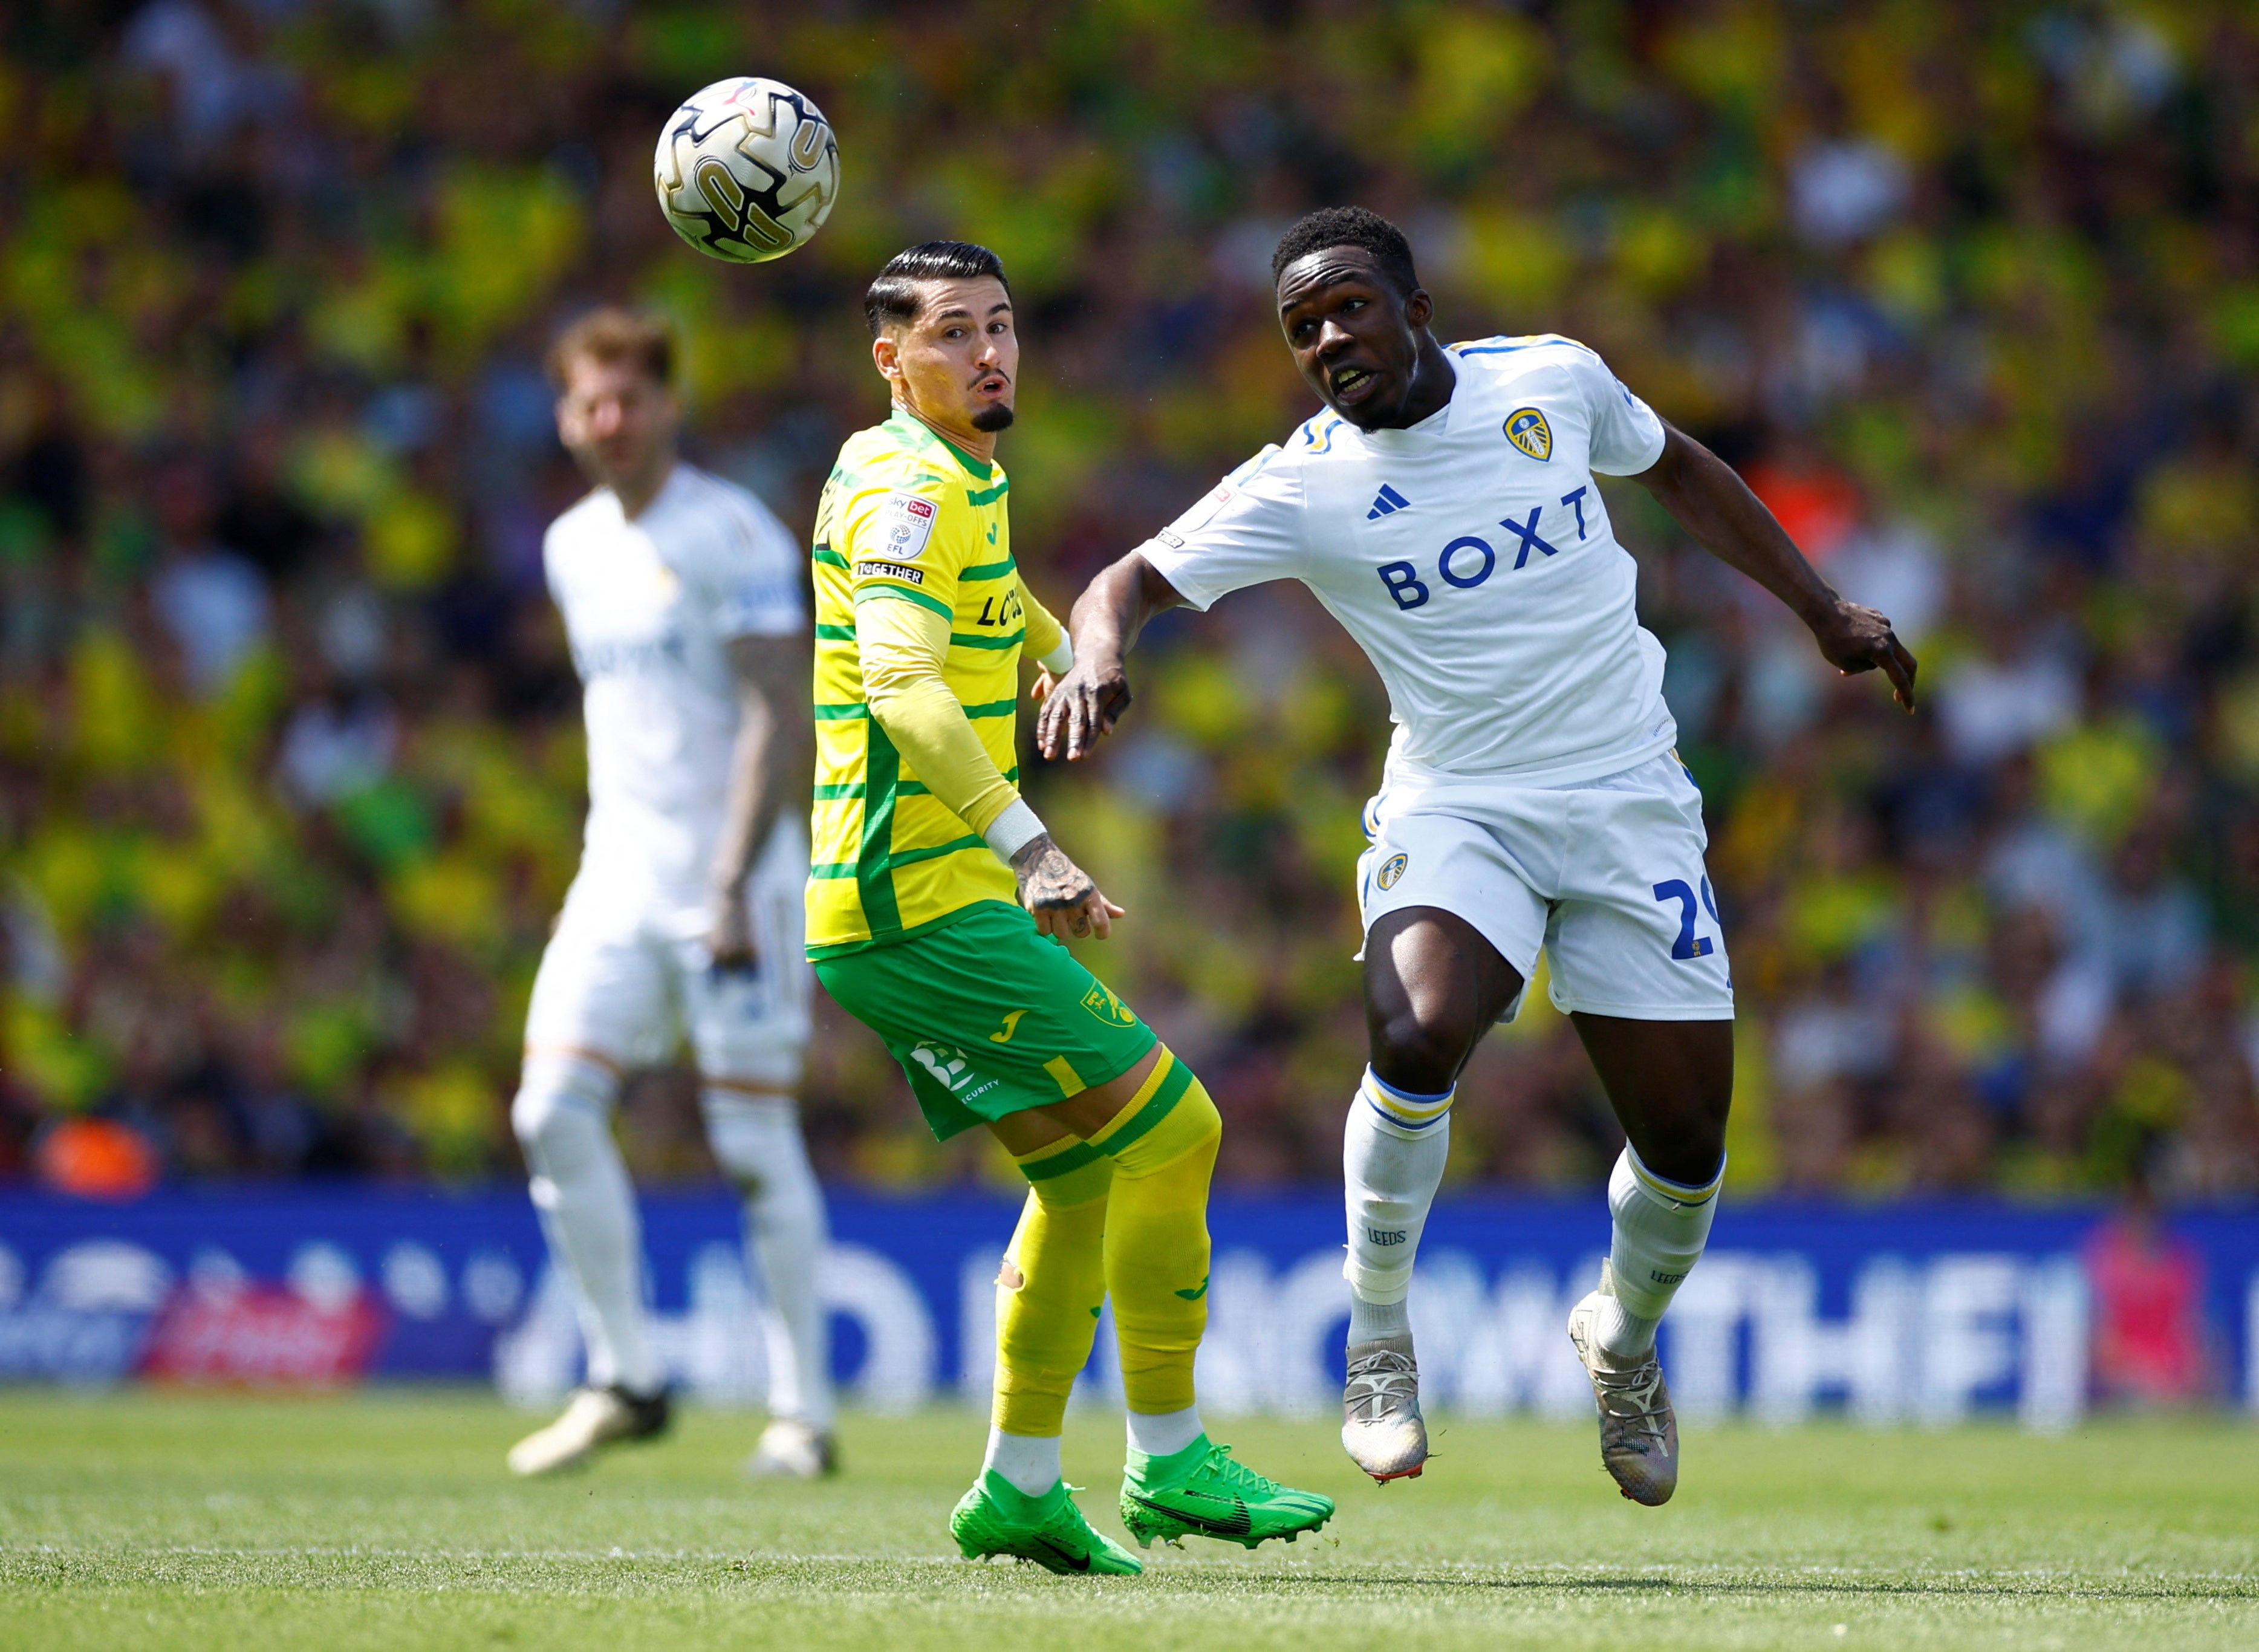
[1125,1489,1252,1536]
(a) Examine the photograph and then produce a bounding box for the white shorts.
[524,839,813,1088]
[1356,752,1734,1023]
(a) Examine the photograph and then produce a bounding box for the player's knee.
[1173,1072,1223,1152]
[1665,1062,1734,1180]
[1642,1120,1727,1189]
[1104,1056,1221,1180]
[512,1053,616,1166]
[1368,1009,1472,1096]
[701,1089,815,1202]
[1635,1094,1731,1187]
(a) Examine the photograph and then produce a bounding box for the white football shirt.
[544,463,805,899]
[1139,336,1676,785]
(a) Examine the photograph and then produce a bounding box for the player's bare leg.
[1342,908,1521,1482]
[1563,1014,1730,1505]
[1345,910,1731,1501]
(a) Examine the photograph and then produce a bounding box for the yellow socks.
[1090,1050,1222,1417]
[990,1134,1111,1440]
[988,1047,1223,1437]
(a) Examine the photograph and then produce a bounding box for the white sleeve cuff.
[1038,636,1073,675]
[984,797,1047,863]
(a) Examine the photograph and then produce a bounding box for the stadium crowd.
[3,0,2257,1203]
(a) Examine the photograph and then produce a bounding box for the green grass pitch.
[3,1390,2255,1651]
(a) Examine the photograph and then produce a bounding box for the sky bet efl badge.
[880,491,938,559]
[1503,406,1552,461]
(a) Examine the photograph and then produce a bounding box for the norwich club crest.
[1081,981,1138,1027]
[1503,407,1552,461]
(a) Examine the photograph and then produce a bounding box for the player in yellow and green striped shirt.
[805,401,1044,952]
[809,242,1331,1573]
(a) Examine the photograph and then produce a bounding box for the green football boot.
[1118,1436,1336,1550]
[949,1470,1143,1576]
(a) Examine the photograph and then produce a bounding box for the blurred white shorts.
[524,847,812,1089]
[1356,751,1735,1024]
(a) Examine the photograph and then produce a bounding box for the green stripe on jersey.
[854,723,904,936]
[811,833,987,881]
[958,556,1016,582]
[811,620,1024,651]
[813,766,1018,801]
[813,694,1010,725]
[854,584,954,620]
[886,833,986,868]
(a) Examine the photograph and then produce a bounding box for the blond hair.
[545,308,674,389]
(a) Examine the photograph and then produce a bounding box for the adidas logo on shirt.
[1366,484,1410,519]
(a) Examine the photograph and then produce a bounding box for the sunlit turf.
[2,1388,2255,1651]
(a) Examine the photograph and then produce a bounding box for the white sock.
[1594,1294,1661,1362]
[512,1054,662,1395]
[703,1089,836,1431]
[1598,1145,1723,1361]
[1125,1405,1204,1459]
[1348,1293,1411,1345]
[983,1426,1062,1497]
[1342,1068,1452,1339]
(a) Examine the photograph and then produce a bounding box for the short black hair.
[864,241,1012,337]
[1270,206,1419,296]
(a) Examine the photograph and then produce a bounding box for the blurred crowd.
[4,0,2258,1203]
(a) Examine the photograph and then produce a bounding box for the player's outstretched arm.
[1633,423,1918,712]
[1036,553,1186,761]
[853,594,1128,936]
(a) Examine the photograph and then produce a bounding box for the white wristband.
[1039,636,1073,675]
[984,797,1047,863]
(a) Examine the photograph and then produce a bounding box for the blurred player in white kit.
[505,310,836,1480]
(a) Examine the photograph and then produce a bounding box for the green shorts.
[814,900,1159,1141]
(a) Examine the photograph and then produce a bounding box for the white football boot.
[505,1385,671,1477]
[1341,1334,1428,1482]
[1565,1261,1678,1506]
[745,1417,839,1480]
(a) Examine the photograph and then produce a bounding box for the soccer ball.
[654,77,839,263]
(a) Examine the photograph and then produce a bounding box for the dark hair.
[864,241,1012,337]
[546,307,673,389]
[1270,206,1419,296]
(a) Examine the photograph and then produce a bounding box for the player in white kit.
[1040,209,1916,1504]
[505,310,836,1480]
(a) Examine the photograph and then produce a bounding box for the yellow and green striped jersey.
[805,412,1027,955]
